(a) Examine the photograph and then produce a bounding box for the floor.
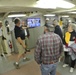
[0,49,76,75]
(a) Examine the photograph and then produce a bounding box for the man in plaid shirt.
[34,25,63,75]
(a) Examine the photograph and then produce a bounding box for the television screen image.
[27,18,40,28]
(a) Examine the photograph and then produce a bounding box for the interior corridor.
[0,49,76,75]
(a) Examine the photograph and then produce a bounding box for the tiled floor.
[57,62,76,75]
[0,49,34,74]
[0,49,76,75]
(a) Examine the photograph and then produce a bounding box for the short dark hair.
[14,18,20,24]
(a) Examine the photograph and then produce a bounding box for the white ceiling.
[0,0,76,18]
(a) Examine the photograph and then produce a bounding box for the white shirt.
[0,27,2,36]
[64,41,74,52]
[24,29,27,36]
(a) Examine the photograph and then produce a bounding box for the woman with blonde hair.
[63,22,76,73]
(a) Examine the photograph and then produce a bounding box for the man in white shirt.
[0,21,7,57]
[22,21,30,52]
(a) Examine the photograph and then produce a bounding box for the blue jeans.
[40,63,57,75]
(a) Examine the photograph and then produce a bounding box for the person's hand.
[39,64,41,66]
[22,44,26,49]
[27,25,30,28]
[65,43,68,48]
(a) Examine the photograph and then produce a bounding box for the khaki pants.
[25,37,29,49]
[0,36,6,55]
[16,40,25,55]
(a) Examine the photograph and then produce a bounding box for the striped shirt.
[34,32,63,64]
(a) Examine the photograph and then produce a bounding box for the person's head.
[21,21,27,27]
[45,19,49,23]
[44,24,55,33]
[14,18,21,26]
[53,19,58,26]
[22,21,25,27]
[68,23,76,32]
[0,21,2,28]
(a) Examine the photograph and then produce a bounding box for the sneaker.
[4,52,7,54]
[1,54,3,57]
[63,64,68,67]
[24,51,26,54]
[14,62,20,69]
[23,57,30,62]
[70,68,74,73]
[26,49,30,52]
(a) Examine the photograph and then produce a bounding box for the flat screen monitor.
[27,18,40,28]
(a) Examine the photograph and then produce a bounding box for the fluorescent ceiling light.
[35,0,75,9]
[8,14,26,17]
[69,12,76,14]
[35,0,57,9]
[57,0,75,8]
[44,14,55,16]
[62,15,69,17]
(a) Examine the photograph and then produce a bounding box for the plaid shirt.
[34,32,63,64]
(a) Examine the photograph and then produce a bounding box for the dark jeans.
[70,59,76,68]
[64,52,76,68]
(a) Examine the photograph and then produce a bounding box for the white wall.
[3,18,15,55]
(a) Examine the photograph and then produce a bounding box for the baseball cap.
[44,24,55,31]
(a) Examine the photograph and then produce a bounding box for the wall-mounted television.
[27,18,40,28]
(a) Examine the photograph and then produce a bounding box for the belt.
[42,61,56,64]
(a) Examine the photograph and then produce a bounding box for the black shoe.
[11,51,14,54]
[4,52,7,54]
[14,62,20,69]
[24,51,26,54]
[1,54,3,57]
